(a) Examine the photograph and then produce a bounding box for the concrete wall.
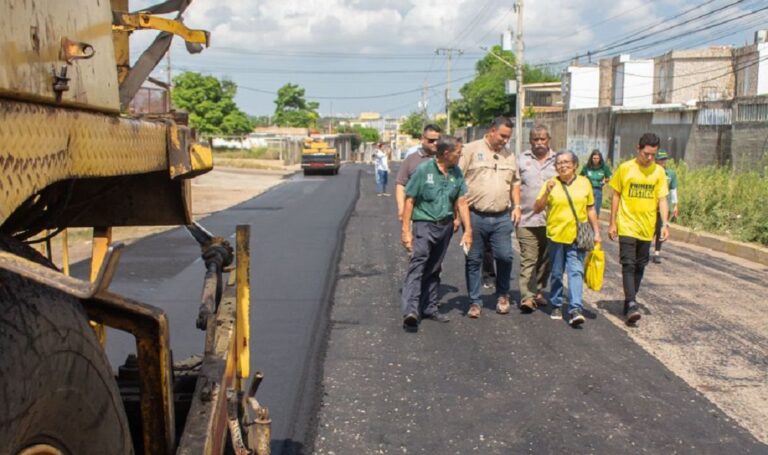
[566,66,600,109]
[615,60,654,107]
[566,108,612,162]
[599,59,613,107]
[731,96,768,173]
[655,48,734,104]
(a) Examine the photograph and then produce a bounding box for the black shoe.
[403,312,419,328]
[423,312,450,323]
[624,302,641,325]
[569,309,585,327]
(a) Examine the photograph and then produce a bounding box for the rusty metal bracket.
[60,37,95,63]
[0,243,124,298]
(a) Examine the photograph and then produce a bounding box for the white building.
[565,65,599,110]
[612,54,654,107]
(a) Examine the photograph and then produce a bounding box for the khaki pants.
[516,226,551,302]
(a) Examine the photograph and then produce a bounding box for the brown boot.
[496,295,511,314]
[519,298,537,314]
[467,303,482,319]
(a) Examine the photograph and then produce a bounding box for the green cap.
[656,150,669,160]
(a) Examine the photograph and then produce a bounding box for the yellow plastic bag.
[584,242,605,291]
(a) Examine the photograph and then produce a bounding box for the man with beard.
[517,125,557,314]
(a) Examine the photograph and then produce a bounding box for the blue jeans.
[376,170,388,193]
[465,211,514,305]
[548,240,586,315]
[592,187,603,217]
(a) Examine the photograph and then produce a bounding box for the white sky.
[130,0,765,117]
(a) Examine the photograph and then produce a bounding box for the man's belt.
[470,207,510,216]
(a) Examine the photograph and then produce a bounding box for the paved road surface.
[73,166,359,454]
[315,165,767,454]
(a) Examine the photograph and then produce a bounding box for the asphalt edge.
[282,166,362,454]
[598,211,768,267]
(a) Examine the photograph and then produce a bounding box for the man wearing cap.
[459,116,521,318]
[401,136,472,330]
[608,133,670,325]
[652,149,679,264]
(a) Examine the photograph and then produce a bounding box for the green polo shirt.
[405,159,468,222]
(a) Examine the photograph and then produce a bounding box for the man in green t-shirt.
[652,149,679,263]
[608,133,669,325]
[401,136,472,330]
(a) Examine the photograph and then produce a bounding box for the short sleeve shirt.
[396,147,431,186]
[405,160,468,222]
[580,164,612,189]
[537,176,594,244]
[459,139,520,213]
[609,160,669,241]
[518,149,557,227]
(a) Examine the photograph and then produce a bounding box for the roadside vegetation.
[673,163,768,246]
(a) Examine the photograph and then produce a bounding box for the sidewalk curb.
[599,212,768,267]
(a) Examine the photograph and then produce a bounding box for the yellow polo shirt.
[609,160,669,241]
[537,176,594,244]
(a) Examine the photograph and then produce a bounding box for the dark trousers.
[619,236,651,303]
[401,221,454,318]
[653,211,664,252]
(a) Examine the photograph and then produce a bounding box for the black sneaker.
[625,302,641,325]
[423,312,450,323]
[550,307,562,320]
[569,309,585,327]
[403,312,419,328]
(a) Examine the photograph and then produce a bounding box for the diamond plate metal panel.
[0,100,167,225]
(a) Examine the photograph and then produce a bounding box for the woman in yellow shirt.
[533,151,601,327]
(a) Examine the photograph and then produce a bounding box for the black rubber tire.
[0,236,133,455]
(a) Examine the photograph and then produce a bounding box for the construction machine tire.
[0,236,133,455]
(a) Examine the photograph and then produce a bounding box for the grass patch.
[673,162,768,246]
[213,146,281,160]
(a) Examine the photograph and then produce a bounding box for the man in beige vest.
[459,116,521,318]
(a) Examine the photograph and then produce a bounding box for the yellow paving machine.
[301,136,340,175]
[0,1,270,454]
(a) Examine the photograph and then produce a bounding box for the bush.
[673,162,768,246]
[212,147,280,160]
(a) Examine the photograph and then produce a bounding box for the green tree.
[249,115,271,127]
[171,72,253,137]
[451,46,559,128]
[400,111,425,139]
[273,83,320,127]
[336,125,380,149]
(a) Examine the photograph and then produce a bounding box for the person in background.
[608,133,669,325]
[580,149,612,216]
[534,151,601,327]
[652,149,679,263]
[401,137,472,330]
[395,124,442,220]
[373,142,390,196]
[517,125,558,314]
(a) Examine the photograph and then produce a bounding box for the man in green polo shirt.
[401,136,472,330]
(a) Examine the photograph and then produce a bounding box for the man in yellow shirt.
[608,133,670,325]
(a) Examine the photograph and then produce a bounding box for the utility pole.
[166,48,172,112]
[421,81,429,122]
[514,0,524,156]
[435,47,463,135]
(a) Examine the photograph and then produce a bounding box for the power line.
[238,74,476,100]
[534,0,744,67]
[527,0,663,51]
[209,47,483,61]
[175,65,476,75]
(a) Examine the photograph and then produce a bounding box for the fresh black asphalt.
[72,166,359,454]
[314,165,767,454]
[71,163,766,454]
